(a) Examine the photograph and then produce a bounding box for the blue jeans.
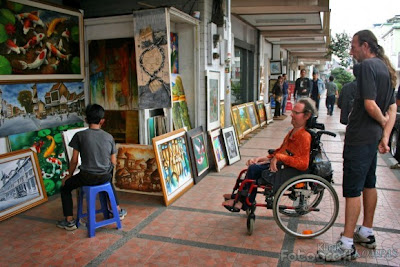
[326,95,336,115]
[281,94,288,114]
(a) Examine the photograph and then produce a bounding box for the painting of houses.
[0,82,84,137]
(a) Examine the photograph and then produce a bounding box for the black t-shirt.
[295,77,310,96]
[345,57,395,145]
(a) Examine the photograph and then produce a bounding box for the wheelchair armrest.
[268,149,275,155]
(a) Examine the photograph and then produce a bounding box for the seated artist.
[222,98,317,211]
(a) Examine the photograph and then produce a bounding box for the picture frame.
[61,127,88,175]
[246,102,260,131]
[256,100,267,127]
[206,70,221,131]
[113,144,162,195]
[270,61,282,75]
[0,0,84,83]
[152,129,194,206]
[221,126,241,165]
[0,149,48,221]
[208,128,227,172]
[231,105,243,140]
[237,104,252,137]
[265,103,273,124]
[186,126,210,184]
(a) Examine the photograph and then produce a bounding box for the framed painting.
[113,144,162,195]
[170,32,179,73]
[208,128,227,172]
[0,149,48,221]
[171,74,191,130]
[231,106,243,140]
[152,128,194,206]
[186,126,209,184]
[270,61,282,75]
[256,100,267,126]
[61,127,87,175]
[0,0,84,83]
[206,70,221,131]
[220,101,225,129]
[222,126,240,165]
[246,102,260,131]
[265,103,273,124]
[237,104,252,137]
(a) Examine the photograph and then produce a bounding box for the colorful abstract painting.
[246,102,260,130]
[0,0,84,82]
[209,128,226,172]
[238,104,252,136]
[231,106,243,139]
[8,122,84,196]
[133,8,171,109]
[170,32,178,73]
[113,144,162,195]
[256,100,267,126]
[0,82,84,137]
[191,132,209,176]
[171,74,191,130]
[89,38,138,110]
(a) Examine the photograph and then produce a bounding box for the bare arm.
[378,103,397,153]
[364,99,389,128]
[111,153,117,166]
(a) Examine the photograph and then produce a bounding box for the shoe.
[317,241,359,261]
[56,219,77,231]
[223,205,240,212]
[119,208,127,220]
[354,227,377,249]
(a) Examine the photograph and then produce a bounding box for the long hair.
[354,30,397,87]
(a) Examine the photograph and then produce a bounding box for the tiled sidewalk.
[1,100,400,266]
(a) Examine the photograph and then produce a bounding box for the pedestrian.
[325,76,338,116]
[318,30,397,261]
[281,74,289,114]
[294,69,311,100]
[337,64,360,125]
[311,71,325,110]
[273,76,283,118]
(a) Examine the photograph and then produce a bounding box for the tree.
[331,67,354,92]
[17,90,33,113]
[328,33,352,68]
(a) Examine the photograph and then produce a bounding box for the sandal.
[223,205,240,212]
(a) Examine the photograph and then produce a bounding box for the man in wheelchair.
[222,98,317,212]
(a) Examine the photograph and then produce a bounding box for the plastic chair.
[76,182,121,237]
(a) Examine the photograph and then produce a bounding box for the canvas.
[256,100,267,126]
[61,127,87,175]
[8,122,84,196]
[206,70,221,131]
[186,126,209,183]
[231,106,243,140]
[152,129,194,206]
[266,103,273,124]
[220,101,225,129]
[270,61,282,75]
[0,149,48,221]
[0,82,84,137]
[0,0,84,82]
[222,126,240,165]
[113,144,162,195]
[209,128,227,172]
[237,104,252,136]
[170,32,179,73]
[133,8,171,109]
[246,102,260,131]
[171,74,191,130]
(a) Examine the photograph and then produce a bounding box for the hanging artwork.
[170,32,178,73]
[113,144,162,195]
[8,122,84,196]
[171,74,191,130]
[246,102,260,131]
[133,8,171,109]
[0,149,47,221]
[222,126,240,165]
[206,70,220,131]
[0,82,84,137]
[152,129,194,206]
[88,38,138,110]
[256,100,267,126]
[209,128,227,172]
[102,110,139,144]
[0,0,84,83]
[186,126,209,184]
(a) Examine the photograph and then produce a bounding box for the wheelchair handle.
[318,130,336,138]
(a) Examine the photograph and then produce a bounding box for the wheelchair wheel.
[273,174,339,238]
[247,213,255,235]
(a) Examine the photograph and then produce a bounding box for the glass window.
[231,46,254,105]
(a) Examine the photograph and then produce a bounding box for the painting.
[222,126,240,165]
[8,122,84,196]
[231,106,243,140]
[270,61,282,75]
[246,102,260,131]
[0,0,84,83]
[152,129,194,206]
[171,74,191,130]
[88,38,138,110]
[0,82,84,137]
[266,103,273,124]
[170,32,178,73]
[237,104,252,136]
[206,70,220,131]
[113,144,162,195]
[133,8,171,109]
[102,110,139,144]
[220,101,224,129]
[186,126,209,184]
[209,128,226,172]
[61,127,87,175]
[0,149,47,221]
[256,100,267,126]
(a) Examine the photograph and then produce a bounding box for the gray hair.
[297,97,317,117]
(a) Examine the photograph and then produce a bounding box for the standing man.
[310,71,325,110]
[325,76,339,116]
[281,74,289,115]
[294,69,311,100]
[318,30,397,261]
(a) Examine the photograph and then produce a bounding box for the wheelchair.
[225,117,339,238]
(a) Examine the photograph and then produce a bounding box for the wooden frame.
[186,126,209,184]
[152,129,194,206]
[206,70,221,131]
[265,103,273,124]
[231,105,243,140]
[0,149,47,221]
[222,126,240,165]
[0,0,84,83]
[256,100,267,127]
[270,61,282,75]
[208,128,227,172]
[237,104,252,137]
[246,102,260,131]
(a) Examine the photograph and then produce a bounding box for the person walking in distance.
[281,74,289,115]
[311,71,325,110]
[325,76,338,116]
[318,30,397,261]
[294,69,311,100]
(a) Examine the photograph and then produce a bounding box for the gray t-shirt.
[326,82,338,96]
[345,57,395,145]
[69,128,116,174]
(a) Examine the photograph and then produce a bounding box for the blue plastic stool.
[76,182,121,237]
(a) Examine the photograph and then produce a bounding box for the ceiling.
[231,0,331,66]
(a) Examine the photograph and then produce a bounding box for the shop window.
[231,46,254,105]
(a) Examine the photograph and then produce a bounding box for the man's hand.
[269,157,278,172]
[378,137,390,154]
[62,174,71,186]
